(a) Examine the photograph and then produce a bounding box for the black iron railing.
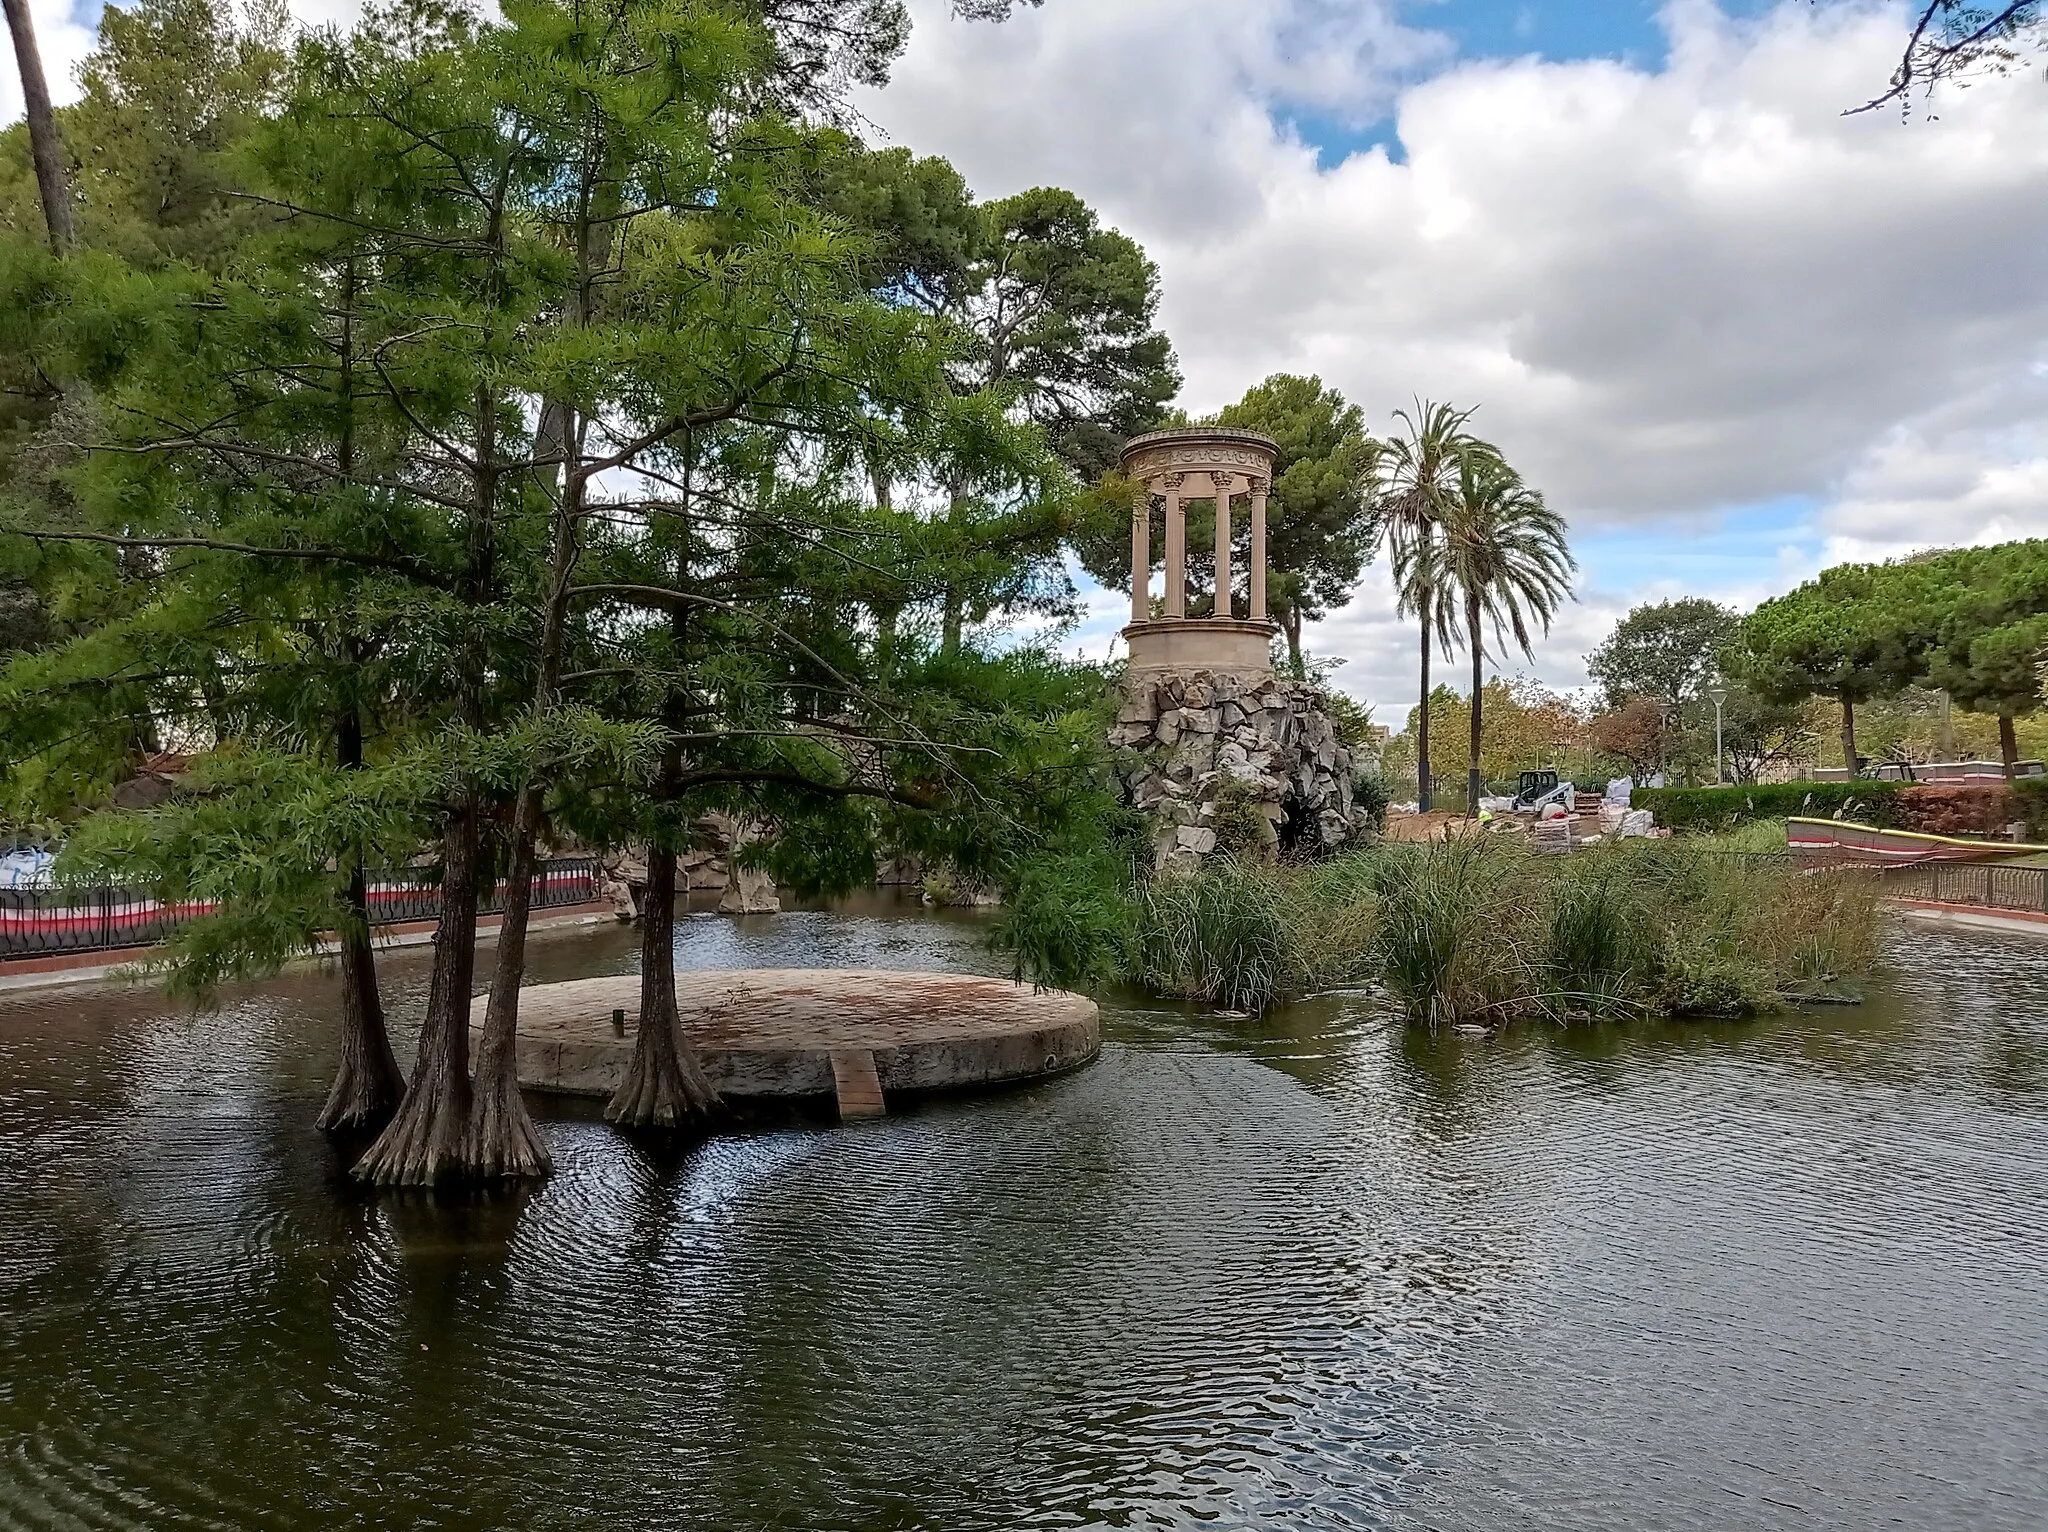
[0,858,601,961]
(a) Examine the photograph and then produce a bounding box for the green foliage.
[1731,562,1921,709]
[1909,540,2048,745]
[1001,833,1879,1027]
[1370,841,1525,1027]
[1137,864,1291,1015]
[2018,779,2048,839]
[1632,781,1905,833]
[1211,374,1378,664]
[0,0,1126,1010]
[1207,775,1272,858]
[1542,860,1661,1018]
[1588,598,1740,710]
[1352,772,1390,834]
[993,845,1138,992]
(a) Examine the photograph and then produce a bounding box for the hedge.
[2020,779,2048,839]
[1631,781,1905,833]
[1635,778,2048,836]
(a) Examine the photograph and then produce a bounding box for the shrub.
[1352,773,1390,835]
[1893,784,2022,837]
[1209,775,1275,858]
[2018,779,2048,840]
[1633,781,1904,833]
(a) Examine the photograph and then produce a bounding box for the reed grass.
[1024,840,1882,1026]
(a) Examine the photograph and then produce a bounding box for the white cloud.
[861,0,2048,714]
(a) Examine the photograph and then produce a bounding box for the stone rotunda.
[1109,428,1370,868]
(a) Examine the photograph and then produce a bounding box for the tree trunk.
[1282,606,1303,678]
[1416,599,1433,813]
[319,703,402,1132]
[319,858,404,1132]
[1999,713,2019,780]
[941,592,963,660]
[2,0,75,254]
[940,482,967,660]
[467,784,551,1180]
[607,838,719,1128]
[1467,593,1483,819]
[352,801,480,1186]
[464,420,586,1181]
[1839,693,1857,778]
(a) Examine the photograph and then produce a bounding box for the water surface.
[1,902,2044,1530]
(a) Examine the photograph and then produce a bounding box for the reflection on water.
[1,899,2045,1530]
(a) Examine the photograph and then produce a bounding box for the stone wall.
[1109,669,1371,869]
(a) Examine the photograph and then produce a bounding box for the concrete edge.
[1894,899,2048,939]
[0,903,618,995]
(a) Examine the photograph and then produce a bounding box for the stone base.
[1123,618,1277,680]
[1110,668,1370,869]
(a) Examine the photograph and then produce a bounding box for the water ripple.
[0,905,2042,1529]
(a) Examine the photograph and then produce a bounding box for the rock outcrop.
[1110,670,1370,869]
[599,811,782,919]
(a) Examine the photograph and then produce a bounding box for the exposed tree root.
[317,880,403,1133]
[355,804,480,1187]
[607,841,719,1129]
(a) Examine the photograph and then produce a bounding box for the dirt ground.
[1380,810,1483,843]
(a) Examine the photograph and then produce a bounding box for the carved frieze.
[1129,443,1275,484]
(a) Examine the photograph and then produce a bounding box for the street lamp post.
[1706,685,1728,785]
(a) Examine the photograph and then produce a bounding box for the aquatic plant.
[1138,862,1290,1014]
[1008,838,1884,1027]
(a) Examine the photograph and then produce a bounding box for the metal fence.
[0,857,601,961]
[1874,860,2048,916]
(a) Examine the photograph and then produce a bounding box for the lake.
[1,901,2044,1530]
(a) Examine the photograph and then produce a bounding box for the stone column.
[1249,476,1269,622]
[1212,473,1234,620]
[1130,482,1150,624]
[1163,475,1186,619]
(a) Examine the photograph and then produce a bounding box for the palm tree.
[1376,401,1497,811]
[2,0,75,252]
[1440,455,1576,817]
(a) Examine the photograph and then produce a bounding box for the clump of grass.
[993,849,1138,991]
[1139,861,1289,1013]
[1541,856,1661,1020]
[999,837,1882,1028]
[1370,841,1535,1028]
[1683,817,1791,854]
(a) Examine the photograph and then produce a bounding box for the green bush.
[1209,776,1276,858]
[1351,774,1390,835]
[993,849,1138,991]
[2019,779,2048,840]
[1633,780,1904,833]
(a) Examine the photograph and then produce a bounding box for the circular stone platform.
[473,969,1101,1112]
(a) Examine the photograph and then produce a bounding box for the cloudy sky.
[851,0,2048,721]
[10,0,2048,723]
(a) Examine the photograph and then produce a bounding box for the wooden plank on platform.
[830,1048,887,1119]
